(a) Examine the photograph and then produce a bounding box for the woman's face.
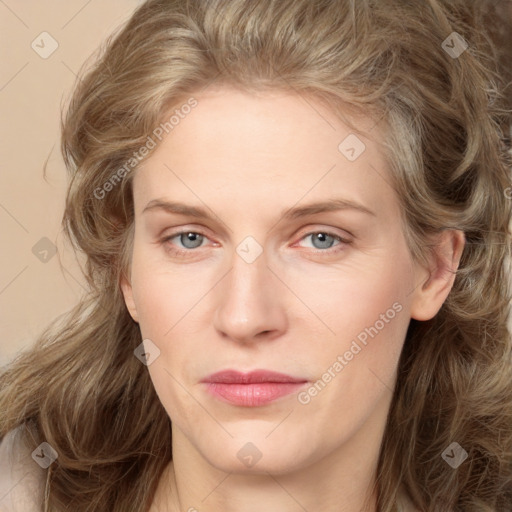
[121,86,439,475]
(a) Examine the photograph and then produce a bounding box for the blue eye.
[300,232,343,250]
[162,231,206,254]
[160,229,351,257]
[176,232,205,249]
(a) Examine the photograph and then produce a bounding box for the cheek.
[294,259,411,444]
[130,258,202,426]
[340,259,412,365]
[129,247,206,410]
[129,244,198,339]
[296,243,413,399]
[291,249,412,353]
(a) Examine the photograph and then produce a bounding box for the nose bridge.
[213,238,286,342]
[229,244,269,305]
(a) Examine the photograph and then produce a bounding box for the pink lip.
[201,370,308,407]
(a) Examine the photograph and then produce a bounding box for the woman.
[1,0,511,511]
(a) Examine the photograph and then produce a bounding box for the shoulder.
[0,426,46,512]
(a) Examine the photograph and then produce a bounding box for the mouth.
[200,369,309,407]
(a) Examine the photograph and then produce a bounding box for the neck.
[151,399,392,512]
[157,456,379,512]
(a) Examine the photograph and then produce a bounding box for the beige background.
[1,2,511,368]
[0,1,142,367]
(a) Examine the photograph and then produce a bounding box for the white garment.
[0,427,46,512]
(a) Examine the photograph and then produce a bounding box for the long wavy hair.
[1,0,512,510]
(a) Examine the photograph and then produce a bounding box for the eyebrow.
[142,198,376,220]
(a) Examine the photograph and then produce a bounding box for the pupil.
[314,233,332,249]
[183,232,202,249]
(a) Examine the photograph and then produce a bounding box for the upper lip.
[201,369,308,384]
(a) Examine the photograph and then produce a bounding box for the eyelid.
[159,224,214,242]
[160,224,353,256]
[290,230,352,254]
[160,225,352,244]
[160,227,215,248]
[293,226,353,243]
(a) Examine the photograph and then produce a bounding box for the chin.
[195,432,319,476]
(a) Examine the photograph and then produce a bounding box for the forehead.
[132,86,398,221]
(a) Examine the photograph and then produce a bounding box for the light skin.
[120,85,465,512]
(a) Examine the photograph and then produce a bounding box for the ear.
[120,270,139,323]
[410,229,465,321]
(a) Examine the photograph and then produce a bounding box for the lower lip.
[203,382,307,406]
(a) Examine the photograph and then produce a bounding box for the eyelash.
[160,229,352,257]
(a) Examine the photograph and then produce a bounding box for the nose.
[212,245,288,345]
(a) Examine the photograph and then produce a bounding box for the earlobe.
[120,273,139,323]
[410,229,465,321]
